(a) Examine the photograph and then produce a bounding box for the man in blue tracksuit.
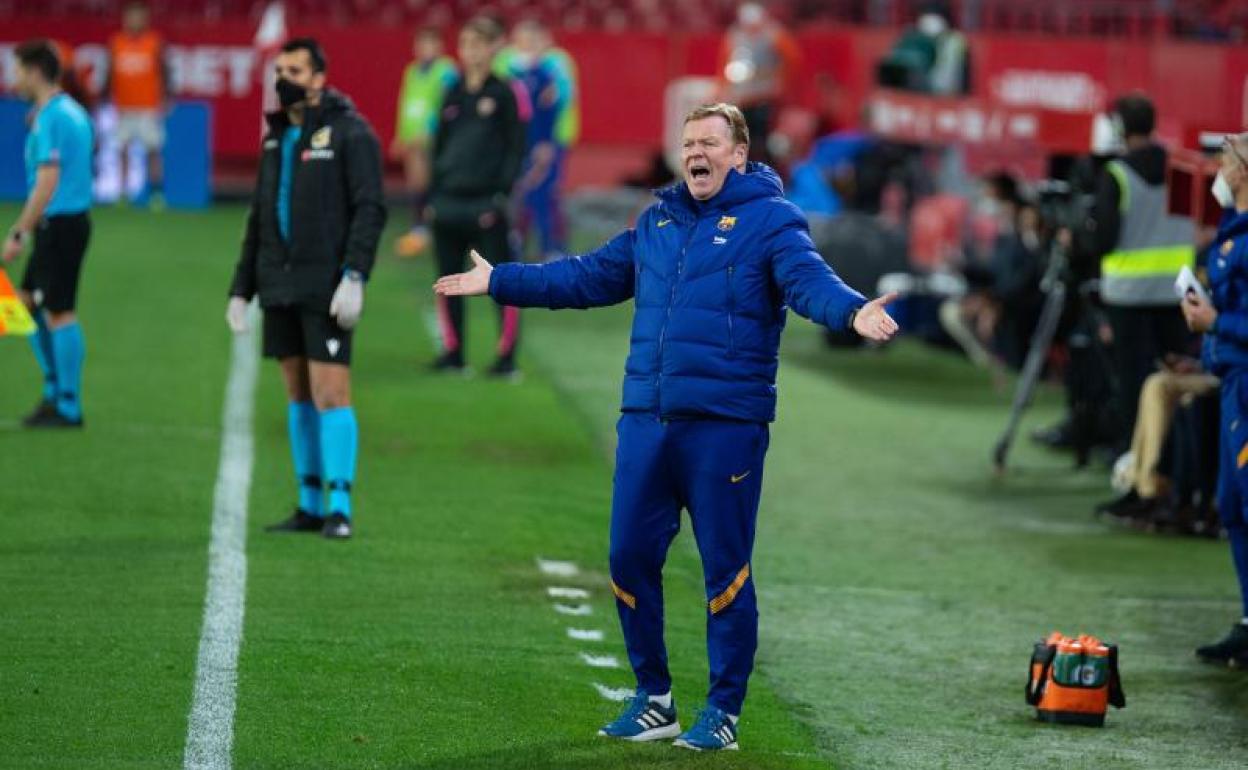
[435,103,898,751]
[1188,133,1248,667]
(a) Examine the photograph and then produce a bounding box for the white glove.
[329,271,365,330]
[225,296,249,334]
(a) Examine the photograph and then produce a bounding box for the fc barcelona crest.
[717,216,737,232]
[1222,239,1235,256]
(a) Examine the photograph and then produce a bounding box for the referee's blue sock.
[288,400,323,517]
[29,311,57,402]
[50,321,84,421]
[320,406,358,518]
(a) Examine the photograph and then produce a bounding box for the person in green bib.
[393,27,458,259]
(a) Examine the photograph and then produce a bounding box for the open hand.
[853,292,900,342]
[433,249,493,297]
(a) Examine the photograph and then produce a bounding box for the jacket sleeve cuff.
[228,277,255,301]
[829,296,867,332]
[488,263,515,304]
[842,303,864,333]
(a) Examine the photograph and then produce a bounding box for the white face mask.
[739,3,764,26]
[1213,170,1236,209]
[1090,113,1124,157]
[917,14,948,36]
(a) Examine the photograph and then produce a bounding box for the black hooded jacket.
[428,73,524,224]
[1085,143,1168,260]
[229,88,386,310]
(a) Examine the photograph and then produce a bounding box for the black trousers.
[1106,304,1191,449]
[432,210,519,360]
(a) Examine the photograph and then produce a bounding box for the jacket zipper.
[279,119,312,271]
[727,264,736,357]
[656,215,694,418]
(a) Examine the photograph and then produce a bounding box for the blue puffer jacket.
[1204,209,1248,378]
[489,162,867,422]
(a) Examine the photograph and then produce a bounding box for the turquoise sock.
[287,401,323,516]
[319,406,358,517]
[29,311,57,402]
[50,321,84,421]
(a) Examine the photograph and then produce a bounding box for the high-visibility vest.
[109,30,164,110]
[546,47,580,148]
[1099,159,1195,307]
[395,56,458,143]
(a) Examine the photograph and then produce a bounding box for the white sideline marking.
[567,628,605,642]
[547,586,590,600]
[593,683,635,702]
[182,313,260,770]
[554,603,593,616]
[579,652,621,669]
[537,558,580,577]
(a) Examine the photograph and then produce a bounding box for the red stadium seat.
[6,0,1240,39]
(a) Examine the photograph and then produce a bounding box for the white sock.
[648,691,672,708]
[1240,616,1248,627]
[728,713,739,725]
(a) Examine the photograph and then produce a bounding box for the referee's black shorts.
[20,211,91,313]
[262,305,354,365]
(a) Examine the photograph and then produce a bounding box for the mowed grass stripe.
[229,217,829,768]
[0,206,237,767]
[523,290,1248,769]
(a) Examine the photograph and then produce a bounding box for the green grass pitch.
[1,205,1246,768]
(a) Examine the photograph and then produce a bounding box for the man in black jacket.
[225,38,386,539]
[428,15,525,376]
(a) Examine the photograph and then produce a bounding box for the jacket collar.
[656,161,784,223]
[1218,208,1248,241]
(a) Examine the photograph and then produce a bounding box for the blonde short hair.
[684,103,750,147]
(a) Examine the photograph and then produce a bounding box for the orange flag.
[0,269,35,336]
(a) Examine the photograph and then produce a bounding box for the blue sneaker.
[673,705,738,751]
[597,690,681,741]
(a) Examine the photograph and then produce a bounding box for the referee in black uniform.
[428,15,525,377]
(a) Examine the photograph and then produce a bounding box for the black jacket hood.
[1122,142,1167,186]
[264,88,356,132]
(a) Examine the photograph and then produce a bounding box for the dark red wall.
[2,18,1244,162]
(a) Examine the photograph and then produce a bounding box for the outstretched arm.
[433,249,495,297]
[767,203,899,342]
[434,229,637,309]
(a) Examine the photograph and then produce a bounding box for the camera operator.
[1074,94,1195,452]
